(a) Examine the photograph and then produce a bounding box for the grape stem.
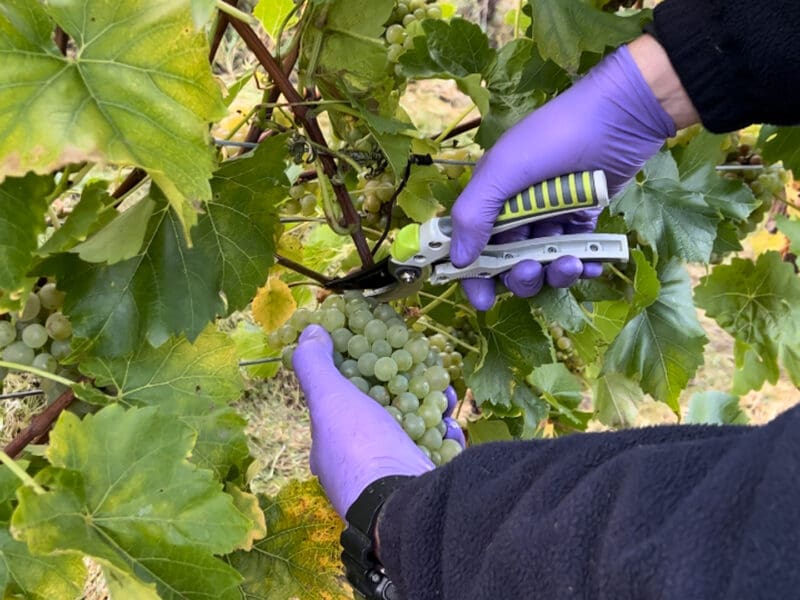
[4,388,75,459]
[513,0,523,39]
[0,450,45,495]
[0,361,75,387]
[434,104,478,145]
[417,284,459,316]
[417,318,479,354]
[274,253,332,285]
[607,264,634,286]
[214,0,259,26]
[417,290,476,316]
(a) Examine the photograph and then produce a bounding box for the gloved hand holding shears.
[450,42,678,309]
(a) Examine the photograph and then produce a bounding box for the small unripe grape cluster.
[547,322,584,376]
[269,292,463,466]
[282,182,318,217]
[384,0,445,63]
[1,283,75,393]
[354,171,396,229]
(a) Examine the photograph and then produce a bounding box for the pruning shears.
[326,170,629,301]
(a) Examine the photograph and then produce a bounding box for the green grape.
[429,333,447,351]
[387,374,409,395]
[408,362,427,378]
[402,14,416,26]
[281,346,294,369]
[283,199,301,214]
[439,439,462,464]
[556,336,572,351]
[423,390,448,414]
[289,184,306,199]
[385,23,406,44]
[549,324,564,339]
[417,403,442,429]
[45,312,72,341]
[363,194,382,214]
[32,352,57,373]
[426,5,442,18]
[385,406,404,424]
[387,324,409,348]
[369,385,391,406]
[49,338,72,361]
[372,339,393,358]
[413,7,426,19]
[408,375,430,398]
[3,341,34,366]
[267,330,282,349]
[349,309,373,333]
[349,376,370,394]
[392,391,419,413]
[436,420,447,436]
[430,450,442,466]
[289,308,312,331]
[374,304,398,322]
[18,293,41,322]
[358,352,378,377]
[37,282,65,310]
[391,349,413,372]
[419,427,443,451]
[0,321,15,348]
[416,443,432,459]
[333,351,344,367]
[331,328,353,353]
[321,309,346,332]
[402,413,426,440]
[339,359,360,379]
[347,334,370,359]
[322,295,346,312]
[425,364,450,391]
[387,43,405,63]
[364,319,388,344]
[278,324,296,345]
[424,349,440,367]
[300,194,317,216]
[405,338,429,364]
[22,323,48,349]
[374,356,398,382]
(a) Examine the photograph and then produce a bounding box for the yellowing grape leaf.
[254,0,298,42]
[747,228,789,256]
[253,277,297,333]
[12,405,255,600]
[229,478,350,600]
[0,0,226,235]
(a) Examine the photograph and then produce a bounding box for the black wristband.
[341,475,413,600]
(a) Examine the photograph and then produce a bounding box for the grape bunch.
[1,283,74,393]
[384,0,445,63]
[547,322,584,376]
[283,181,318,217]
[355,171,396,229]
[269,292,463,466]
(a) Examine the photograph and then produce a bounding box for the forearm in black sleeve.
[378,405,800,600]
[650,0,800,132]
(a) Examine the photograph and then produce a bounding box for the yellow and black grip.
[492,170,609,235]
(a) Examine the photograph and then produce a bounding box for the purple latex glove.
[293,325,464,519]
[451,45,677,310]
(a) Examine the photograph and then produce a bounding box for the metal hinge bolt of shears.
[327,170,630,300]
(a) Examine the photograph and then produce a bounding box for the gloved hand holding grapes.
[292,324,464,519]
[450,40,684,309]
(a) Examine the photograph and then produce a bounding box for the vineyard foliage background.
[0,0,799,597]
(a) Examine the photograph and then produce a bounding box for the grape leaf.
[254,0,299,42]
[252,277,297,334]
[0,0,226,235]
[190,0,217,29]
[43,140,284,357]
[397,165,445,222]
[527,0,651,73]
[12,405,254,600]
[231,321,281,379]
[76,327,250,482]
[593,373,642,428]
[229,478,350,600]
[529,287,585,332]
[686,391,748,426]
[694,252,800,394]
[612,152,720,262]
[70,196,156,264]
[37,181,117,256]
[0,173,53,311]
[629,249,660,314]
[467,419,514,445]
[775,214,800,255]
[528,363,585,428]
[603,259,707,412]
[467,297,550,409]
[759,125,800,176]
[0,466,86,599]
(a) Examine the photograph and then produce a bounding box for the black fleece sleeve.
[378,405,800,600]
[650,0,800,132]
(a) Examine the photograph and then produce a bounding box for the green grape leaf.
[0,172,53,311]
[0,465,87,599]
[254,0,299,42]
[397,165,445,222]
[70,196,156,264]
[630,249,660,314]
[695,252,800,394]
[528,363,584,428]
[12,405,254,600]
[231,321,281,379]
[759,125,800,176]
[593,372,642,428]
[190,0,217,29]
[229,479,350,600]
[77,327,249,481]
[467,297,550,409]
[686,391,749,426]
[0,0,226,235]
[37,181,117,256]
[776,214,800,254]
[603,259,707,412]
[527,0,651,73]
[467,419,514,445]
[612,152,720,262]
[529,287,586,332]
